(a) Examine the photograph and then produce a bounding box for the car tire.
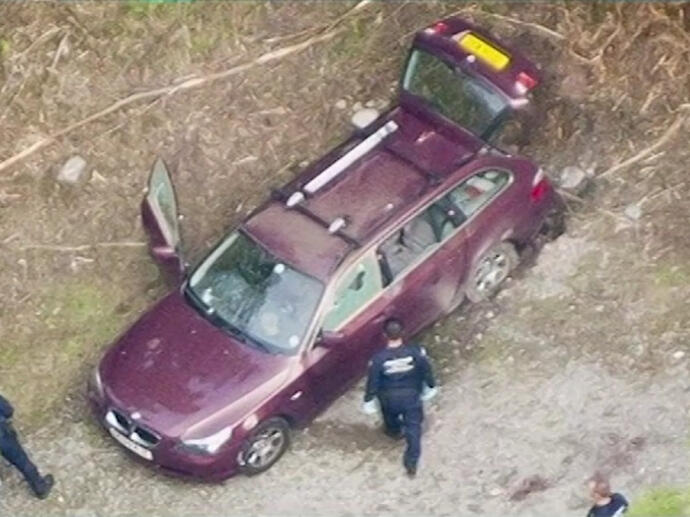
[465,242,519,303]
[540,207,566,241]
[239,417,290,476]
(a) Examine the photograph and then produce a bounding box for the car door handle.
[373,311,394,325]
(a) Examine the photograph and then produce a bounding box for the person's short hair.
[383,318,404,340]
[588,474,612,498]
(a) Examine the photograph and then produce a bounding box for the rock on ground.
[56,155,90,187]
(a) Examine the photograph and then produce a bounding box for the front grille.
[106,408,161,448]
[112,410,130,430]
[132,427,160,447]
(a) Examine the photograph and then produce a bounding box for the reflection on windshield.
[403,48,508,138]
[187,231,323,354]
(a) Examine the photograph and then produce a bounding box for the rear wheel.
[466,242,519,303]
[540,207,566,241]
[239,417,290,476]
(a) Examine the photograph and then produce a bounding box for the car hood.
[100,290,292,438]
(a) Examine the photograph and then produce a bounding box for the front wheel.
[465,242,519,303]
[239,417,290,476]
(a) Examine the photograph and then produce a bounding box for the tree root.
[599,104,690,179]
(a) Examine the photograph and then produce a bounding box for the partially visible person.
[0,394,54,499]
[586,474,628,517]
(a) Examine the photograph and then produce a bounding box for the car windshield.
[402,48,509,138]
[186,231,323,354]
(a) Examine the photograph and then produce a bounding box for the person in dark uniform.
[586,475,628,517]
[363,318,437,477]
[0,394,54,499]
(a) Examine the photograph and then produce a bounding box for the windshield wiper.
[184,284,272,353]
[221,321,274,353]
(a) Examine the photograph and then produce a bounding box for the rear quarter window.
[446,169,511,218]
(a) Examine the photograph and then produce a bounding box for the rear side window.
[446,169,510,218]
[377,198,464,284]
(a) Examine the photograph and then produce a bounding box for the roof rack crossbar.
[290,204,361,248]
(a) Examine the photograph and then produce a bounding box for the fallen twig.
[599,104,690,178]
[638,181,686,206]
[556,188,586,204]
[0,25,349,174]
[16,241,146,252]
[13,26,62,60]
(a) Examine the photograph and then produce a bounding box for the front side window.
[446,169,510,218]
[186,232,323,354]
[322,251,383,331]
[403,48,509,139]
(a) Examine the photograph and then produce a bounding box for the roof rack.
[285,120,399,208]
[270,189,361,248]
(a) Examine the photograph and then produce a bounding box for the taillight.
[424,21,450,35]
[530,168,549,202]
[516,71,538,95]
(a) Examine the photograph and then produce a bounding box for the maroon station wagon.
[88,17,564,480]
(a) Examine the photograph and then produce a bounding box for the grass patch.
[0,280,129,427]
[43,282,121,346]
[0,37,10,58]
[654,264,690,288]
[328,17,379,64]
[629,487,690,517]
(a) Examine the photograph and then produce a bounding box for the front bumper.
[87,384,243,482]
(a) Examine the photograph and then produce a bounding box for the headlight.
[180,426,233,455]
[90,365,104,398]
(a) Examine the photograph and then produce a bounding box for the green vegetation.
[654,263,690,288]
[0,280,128,427]
[0,37,10,58]
[629,487,690,517]
[329,17,380,64]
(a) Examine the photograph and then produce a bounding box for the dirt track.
[1,2,689,516]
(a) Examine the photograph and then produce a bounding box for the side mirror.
[317,329,346,349]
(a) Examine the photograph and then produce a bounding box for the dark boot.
[32,473,54,499]
[404,461,417,478]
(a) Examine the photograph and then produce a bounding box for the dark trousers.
[379,392,423,469]
[0,422,44,494]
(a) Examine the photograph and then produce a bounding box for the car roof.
[244,139,534,284]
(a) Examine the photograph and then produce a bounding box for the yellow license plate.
[458,33,510,70]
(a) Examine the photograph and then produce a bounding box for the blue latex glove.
[361,399,379,415]
[420,384,439,402]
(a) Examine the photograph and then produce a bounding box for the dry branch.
[599,104,690,179]
[16,241,146,252]
[0,26,348,174]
